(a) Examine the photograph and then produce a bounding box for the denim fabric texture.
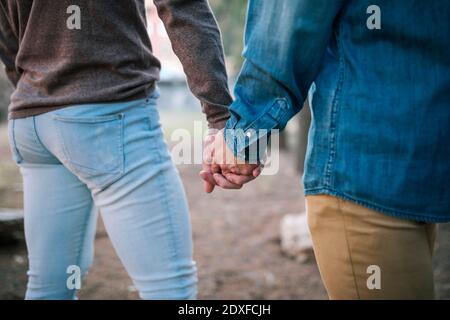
[8,90,198,299]
[225,0,450,222]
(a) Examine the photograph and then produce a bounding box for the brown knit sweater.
[0,0,232,128]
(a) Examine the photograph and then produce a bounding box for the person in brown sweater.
[0,0,240,299]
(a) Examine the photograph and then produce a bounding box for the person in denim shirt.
[204,0,450,299]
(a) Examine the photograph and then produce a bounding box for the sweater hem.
[8,86,154,120]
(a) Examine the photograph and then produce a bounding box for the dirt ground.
[1,128,449,299]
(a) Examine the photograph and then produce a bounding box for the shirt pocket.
[52,113,125,190]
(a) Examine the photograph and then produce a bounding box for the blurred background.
[0,0,449,299]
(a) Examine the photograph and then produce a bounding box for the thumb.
[200,171,216,193]
[204,180,215,193]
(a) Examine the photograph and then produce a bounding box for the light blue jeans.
[7,90,198,299]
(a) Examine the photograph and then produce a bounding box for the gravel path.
[1,143,449,299]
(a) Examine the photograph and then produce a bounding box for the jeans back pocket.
[52,113,125,190]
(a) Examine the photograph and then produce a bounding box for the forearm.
[153,0,232,129]
[225,0,345,157]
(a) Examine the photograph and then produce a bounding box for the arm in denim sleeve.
[225,0,344,158]
[153,0,232,129]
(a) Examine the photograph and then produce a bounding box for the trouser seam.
[10,120,24,163]
[71,201,94,298]
[338,198,361,299]
[426,224,437,259]
[155,149,182,274]
[32,116,46,151]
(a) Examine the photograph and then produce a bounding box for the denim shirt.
[225,0,450,222]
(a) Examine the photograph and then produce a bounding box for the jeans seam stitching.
[96,115,125,191]
[161,167,181,262]
[71,203,95,299]
[11,120,24,163]
[144,109,183,275]
[31,116,47,151]
[155,138,182,269]
[53,117,73,166]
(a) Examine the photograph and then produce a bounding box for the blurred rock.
[280,213,314,262]
[0,208,24,245]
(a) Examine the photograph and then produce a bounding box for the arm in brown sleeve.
[0,4,20,87]
[153,0,232,129]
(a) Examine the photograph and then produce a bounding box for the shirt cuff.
[223,99,290,162]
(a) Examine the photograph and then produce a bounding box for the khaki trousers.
[306,195,437,300]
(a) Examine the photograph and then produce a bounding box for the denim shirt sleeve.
[225,0,344,159]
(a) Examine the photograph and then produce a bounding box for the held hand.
[199,130,262,192]
[211,129,261,174]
